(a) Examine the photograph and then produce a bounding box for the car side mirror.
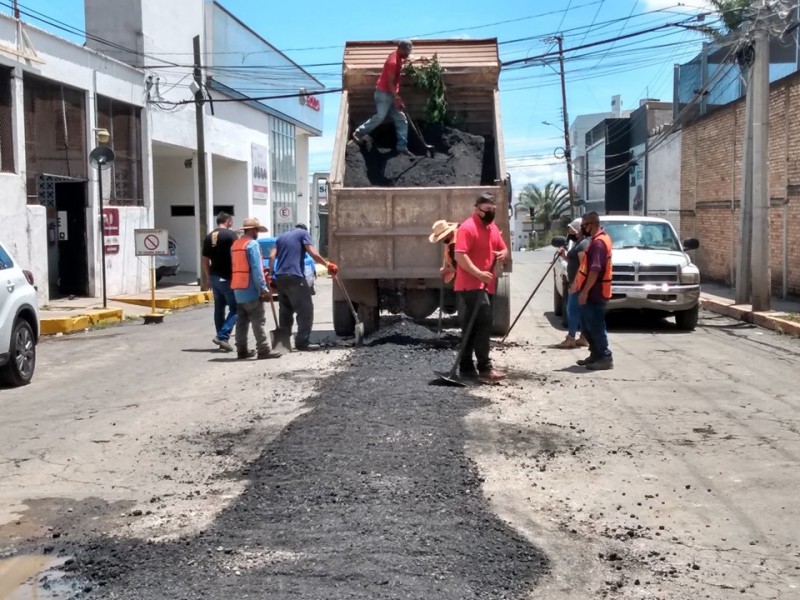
[683,238,700,251]
[551,236,567,248]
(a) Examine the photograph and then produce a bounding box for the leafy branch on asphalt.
[403,54,449,125]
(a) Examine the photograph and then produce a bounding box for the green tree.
[518,182,571,225]
[697,0,751,39]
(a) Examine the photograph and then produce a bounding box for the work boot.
[237,349,256,360]
[295,343,320,351]
[213,337,234,353]
[397,148,415,158]
[576,355,599,366]
[576,335,590,347]
[257,350,282,360]
[459,368,479,379]
[554,336,577,349]
[585,356,614,371]
[479,369,507,383]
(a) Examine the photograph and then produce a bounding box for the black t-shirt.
[202,227,238,279]
[566,238,590,284]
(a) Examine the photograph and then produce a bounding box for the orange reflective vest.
[575,229,613,300]
[231,237,255,290]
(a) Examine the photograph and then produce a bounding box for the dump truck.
[328,39,511,336]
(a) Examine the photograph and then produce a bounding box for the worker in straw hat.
[428,220,459,284]
[230,217,281,360]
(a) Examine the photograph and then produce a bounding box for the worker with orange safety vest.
[231,217,281,360]
[571,211,614,370]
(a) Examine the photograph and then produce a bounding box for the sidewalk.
[40,277,211,335]
[701,282,800,337]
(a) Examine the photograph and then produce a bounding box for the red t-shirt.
[453,214,506,295]
[376,50,403,94]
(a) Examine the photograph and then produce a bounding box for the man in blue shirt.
[231,217,281,360]
[268,224,337,351]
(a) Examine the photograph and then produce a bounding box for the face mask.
[479,209,496,225]
[581,225,591,237]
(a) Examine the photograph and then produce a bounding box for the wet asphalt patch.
[54,322,550,599]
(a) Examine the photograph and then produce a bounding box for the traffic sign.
[134,228,169,256]
[276,205,293,224]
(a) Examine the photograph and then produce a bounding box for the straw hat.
[238,217,268,233]
[429,220,457,243]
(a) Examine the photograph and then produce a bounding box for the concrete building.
[84,0,324,279]
[0,11,150,305]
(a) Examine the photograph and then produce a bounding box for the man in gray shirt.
[555,218,590,349]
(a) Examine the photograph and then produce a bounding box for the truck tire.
[333,300,355,336]
[358,304,380,336]
[553,276,563,317]
[675,305,699,331]
[404,289,439,321]
[491,274,511,337]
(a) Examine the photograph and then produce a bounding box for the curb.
[40,308,124,335]
[112,291,212,310]
[700,296,800,337]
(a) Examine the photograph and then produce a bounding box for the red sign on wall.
[302,94,321,111]
[103,208,120,256]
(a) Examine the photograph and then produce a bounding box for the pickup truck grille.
[613,264,680,284]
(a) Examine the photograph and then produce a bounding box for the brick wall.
[680,72,800,297]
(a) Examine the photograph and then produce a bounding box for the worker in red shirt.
[352,40,415,157]
[453,192,509,383]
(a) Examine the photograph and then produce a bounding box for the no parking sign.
[276,205,293,224]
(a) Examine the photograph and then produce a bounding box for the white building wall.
[153,156,198,274]
[646,130,682,236]
[296,133,310,228]
[0,14,151,304]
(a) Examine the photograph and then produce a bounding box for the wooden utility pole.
[555,35,577,218]
[750,0,770,311]
[193,35,209,291]
[735,66,753,304]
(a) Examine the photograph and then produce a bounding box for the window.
[213,205,234,216]
[0,69,14,173]
[97,96,144,206]
[604,221,680,251]
[23,75,87,202]
[171,205,195,217]
[0,244,13,270]
[270,118,296,236]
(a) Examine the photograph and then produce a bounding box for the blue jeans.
[354,90,409,151]
[210,275,237,341]
[567,291,582,338]
[579,301,612,359]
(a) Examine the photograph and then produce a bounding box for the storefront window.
[270,118,296,236]
[97,96,144,206]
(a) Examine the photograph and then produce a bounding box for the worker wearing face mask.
[453,192,509,383]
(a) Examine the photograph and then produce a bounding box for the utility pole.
[555,35,577,218]
[750,0,770,311]
[735,66,753,304]
[193,35,209,291]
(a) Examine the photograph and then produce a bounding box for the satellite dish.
[89,146,116,170]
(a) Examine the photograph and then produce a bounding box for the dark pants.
[235,300,270,354]
[275,275,314,349]
[458,290,494,374]
[210,275,237,341]
[579,301,612,359]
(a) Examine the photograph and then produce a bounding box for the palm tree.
[518,182,571,226]
[697,0,750,39]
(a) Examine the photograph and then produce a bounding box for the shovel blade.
[270,328,293,354]
[354,322,365,346]
[431,370,467,387]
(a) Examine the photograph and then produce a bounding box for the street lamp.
[89,136,115,308]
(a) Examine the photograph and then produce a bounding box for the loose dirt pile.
[344,126,493,187]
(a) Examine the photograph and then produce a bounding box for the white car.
[553,216,701,331]
[0,242,39,386]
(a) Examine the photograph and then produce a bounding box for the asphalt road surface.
[1,249,798,599]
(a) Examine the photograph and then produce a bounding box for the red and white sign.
[134,228,169,257]
[301,93,321,112]
[276,205,293,224]
[103,208,120,256]
[251,143,269,202]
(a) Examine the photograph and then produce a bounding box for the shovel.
[334,275,364,346]
[403,110,434,157]
[501,252,559,344]
[266,286,293,353]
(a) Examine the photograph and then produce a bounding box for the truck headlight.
[680,265,700,285]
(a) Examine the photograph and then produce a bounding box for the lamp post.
[89,131,115,308]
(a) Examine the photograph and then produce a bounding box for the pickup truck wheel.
[675,305,699,331]
[1,319,36,387]
[491,274,511,337]
[333,300,355,336]
[553,276,563,317]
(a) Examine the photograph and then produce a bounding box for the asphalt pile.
[56,328,549,599]
[344,126,492,187]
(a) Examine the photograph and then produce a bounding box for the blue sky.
[4,0,714,194]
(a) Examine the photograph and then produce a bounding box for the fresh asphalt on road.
[0,249,798,599]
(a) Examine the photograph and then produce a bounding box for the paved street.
[1,250,799,599]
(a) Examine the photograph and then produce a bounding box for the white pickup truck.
[553,216,701,331]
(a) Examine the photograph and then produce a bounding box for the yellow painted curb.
[40,308,123,335]
[112,291,212,310]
